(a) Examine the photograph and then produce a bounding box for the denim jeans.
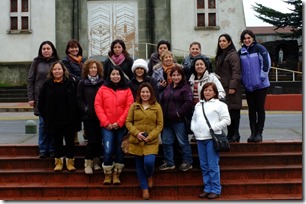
[38,116,54,154]
[101,127,125,165]
[196,139,221,194]
[134,154,156,190]
[161,122,193,166]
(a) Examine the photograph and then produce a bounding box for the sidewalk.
[0,102,302,145]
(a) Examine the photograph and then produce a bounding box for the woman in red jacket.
[94,66,134,185]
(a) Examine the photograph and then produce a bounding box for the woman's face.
[140,86,151,102]
[195,59,206,76]
[219,36,231,50]
[68,45,79,56]
[189,44,201,57]
[41,44,53,58]
[158,44,169,55]
[89,63,98,77]
[52,63,64,81]
[162,54,173,66]
[243,33,254,47]
[171,70,182,85]
[135,67,145,78]
[113,43,124,56]
[110,69,121,83]
[203,85,216,101]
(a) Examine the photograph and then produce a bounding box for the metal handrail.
[270,67,302,82]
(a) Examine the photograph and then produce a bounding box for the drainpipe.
[73,0,79,39]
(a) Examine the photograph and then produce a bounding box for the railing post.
[293,72,295,81]
[145,43,148,59]
[275,69,278,81]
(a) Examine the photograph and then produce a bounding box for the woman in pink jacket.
[94,66,134,185]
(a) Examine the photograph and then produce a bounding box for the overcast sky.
[243,0,293,26]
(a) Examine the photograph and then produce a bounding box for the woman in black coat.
[77,59,105,174]
[38,61,78,172]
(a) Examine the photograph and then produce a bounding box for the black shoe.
[199,192,209,198]
[253,133,262,142]
[229,134,240,143]
[247,134,255,142]
[39,152,48,158]
[49,152,55,158]
[207,193,220,199]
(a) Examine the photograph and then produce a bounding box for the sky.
[242,0,293,26]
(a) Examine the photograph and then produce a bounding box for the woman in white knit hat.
[129,59,159,101]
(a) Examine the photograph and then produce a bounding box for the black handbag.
[201,103,230,152]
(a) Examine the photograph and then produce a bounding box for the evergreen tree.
[252,0,302,38]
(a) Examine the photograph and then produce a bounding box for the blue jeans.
[161,122,193,166]
[38,116,54,154]
[101,127,125,165]
[196,139,221,194]
[134,154,156,190]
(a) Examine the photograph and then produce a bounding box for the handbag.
[121,131,130,154]
[201,103,230,152]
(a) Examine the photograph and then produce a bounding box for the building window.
[9,0,31,33]
[196,0,217,28]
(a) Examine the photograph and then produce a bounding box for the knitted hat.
[131,59,149,73]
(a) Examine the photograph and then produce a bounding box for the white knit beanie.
[131,59,149,73]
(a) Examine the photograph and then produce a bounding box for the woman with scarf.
[151,50,178,101]
[103,39,134,81]
[27,40,59,158]
[62,39,86,145]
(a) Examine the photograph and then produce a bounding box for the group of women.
[27,28,271,200]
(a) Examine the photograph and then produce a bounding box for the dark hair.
[157,40,171,52]
[108,39,130,58]
[215,34,236,62]
[65,39,83,56]
[47,61,70,80]
[189,41,201,49]
[38,41,59,60]
[135,82,157,105]
[170,64,186,84]
[82,58,103,79]
[200,82,219,100]
[191,55,210,76]
[240,29,256,43]
[106,66,129,89]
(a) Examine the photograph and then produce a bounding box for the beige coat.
[125,102,163,156]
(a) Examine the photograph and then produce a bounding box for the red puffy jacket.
[94,85,134,128]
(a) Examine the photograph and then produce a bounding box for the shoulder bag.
[201,102,230,152]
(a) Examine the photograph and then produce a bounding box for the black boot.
[229,131,240,143]
[247,124,256,142]
[253,123,263,142]
[253,133,262,142]
[227,125,234,141]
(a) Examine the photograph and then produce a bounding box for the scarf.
[68,54,83,64]
[162,63,175,84]
[111,53,125,65]
[88,75,99,85]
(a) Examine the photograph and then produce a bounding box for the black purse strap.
[201,102,212,130]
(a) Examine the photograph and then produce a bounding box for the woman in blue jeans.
[159,64,194,172]
[94,66,134,185]
[191,82,230,199]
[125,83,163,199]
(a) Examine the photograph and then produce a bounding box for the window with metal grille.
[9,0,30,32]
[196,0,217,27]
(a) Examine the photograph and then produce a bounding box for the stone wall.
[0,62,31,86]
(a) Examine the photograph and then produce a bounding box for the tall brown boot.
[113,163,124,185]
[102,163,114,185]
[142,189,150,200]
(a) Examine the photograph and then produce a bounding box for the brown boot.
[54,157,64,172]
[66,158,76,171]
[102,163,114,185]
[113,163,124,185]
[147,177,153,188]
[142,189,150,200]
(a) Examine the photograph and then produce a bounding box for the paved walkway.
[0,102,302,145]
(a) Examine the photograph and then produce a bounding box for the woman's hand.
[28,100,35,107]
[111,122,119,129]
[228,89,236,94]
